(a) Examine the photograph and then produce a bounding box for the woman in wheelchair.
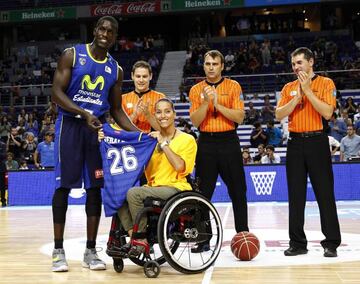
[118,98,197,256]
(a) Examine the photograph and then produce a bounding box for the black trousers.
[0,171,6,205]
[196,131,249,232]
[286,133,341,250]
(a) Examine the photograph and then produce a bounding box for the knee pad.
[85,187,102,217]
[52,188,70,223]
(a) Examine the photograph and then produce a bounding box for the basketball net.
[250,171,276,195]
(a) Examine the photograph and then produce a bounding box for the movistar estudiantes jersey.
[100,123,157,217]
[59,44,119,118]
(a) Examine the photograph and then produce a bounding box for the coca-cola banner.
[91,1,161,16]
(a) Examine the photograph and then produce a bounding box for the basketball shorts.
[54,115,103,189]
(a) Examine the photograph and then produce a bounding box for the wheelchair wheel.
[157,191,223,274]
[113,258,124,273]
[129,239,179,266]
[143,260,160,278]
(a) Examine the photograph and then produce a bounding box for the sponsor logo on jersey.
[79,57,86,65]
[81,75,105,91]
[290,90,297,96]
[105,65,112,74]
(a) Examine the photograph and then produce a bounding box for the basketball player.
[276,47,341,257]
[189,50,249,253]
[51,16,138,272]
[122,61,165,133]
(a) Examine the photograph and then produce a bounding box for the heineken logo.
[185,0,221,8]
[21,9,65,20]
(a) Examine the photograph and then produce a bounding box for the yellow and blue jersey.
[59,44,119,118]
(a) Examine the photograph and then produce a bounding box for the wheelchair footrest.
[106,245,128,258]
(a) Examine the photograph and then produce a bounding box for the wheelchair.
[106,190,223,278]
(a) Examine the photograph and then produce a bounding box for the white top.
[328,135,340,152]
[261,154,281,164]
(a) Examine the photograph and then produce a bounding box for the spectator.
[261,39,271,67]
[19,159,29,170]
[22,132,37,164]
[250,121,267,147]
[177,85,188,103]
[225,50,235,72]
[148,54,160,71]
[242,147,253,164]
[248,55,260,73]
[355,113,360,136]
[344,97,357,121]
[133,37,143,52]
[34,131,55,168]
[353,105,360,123]
[261,145,281,164]
[7,127,23,160]
[16,118,26,137]
[340,124,360,161]
[25,113,39,137]
[261,95,275,123]
[18,108,28,123]
[5,152,19,170]
[39,114,54,141]
[329,112,347,142]
[339,109,352,126]
[253,143,266,164]
[245,102,260,125]
[264,121,283,147]
[0,116,11,143]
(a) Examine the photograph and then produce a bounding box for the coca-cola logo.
[91,2,159,16]
[127,2,156,14]
[93,5,123,16]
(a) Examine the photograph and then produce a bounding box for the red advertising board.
[91,1,160,16]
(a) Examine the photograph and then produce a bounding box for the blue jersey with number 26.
[100,123,157,217]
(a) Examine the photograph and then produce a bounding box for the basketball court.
[1,200,359,283]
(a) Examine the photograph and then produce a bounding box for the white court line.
[202,203,232,284]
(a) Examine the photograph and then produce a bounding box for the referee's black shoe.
[324,248,337,257]
[284,246,308,256]
[191,242,210,253]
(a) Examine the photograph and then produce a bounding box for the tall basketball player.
[51,16,138,272]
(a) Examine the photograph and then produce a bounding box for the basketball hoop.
[250,171,276,195]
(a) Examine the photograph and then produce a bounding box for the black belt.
[199,130,237,138]
[290,131,324,138]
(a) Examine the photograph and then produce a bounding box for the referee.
[276,47,341,257]
[189,50,249,252]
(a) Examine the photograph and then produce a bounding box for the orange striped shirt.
[122,90,165,133]
[189,78,244,132]
[277,75,336,132]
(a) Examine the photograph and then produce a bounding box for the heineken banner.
[171,0,244,11]
[0,7,76,23]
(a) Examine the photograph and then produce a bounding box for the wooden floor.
[1,201,360,284]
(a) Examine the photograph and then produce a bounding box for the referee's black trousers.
[286,133,341,250]
[195,131,249,232]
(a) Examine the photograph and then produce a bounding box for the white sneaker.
[82,248,106,270]
[52,248,69,272]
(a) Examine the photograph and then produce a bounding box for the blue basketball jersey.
[100,123,157,217]
[59,44,119,118]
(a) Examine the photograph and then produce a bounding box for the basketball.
[231,231,260,261]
